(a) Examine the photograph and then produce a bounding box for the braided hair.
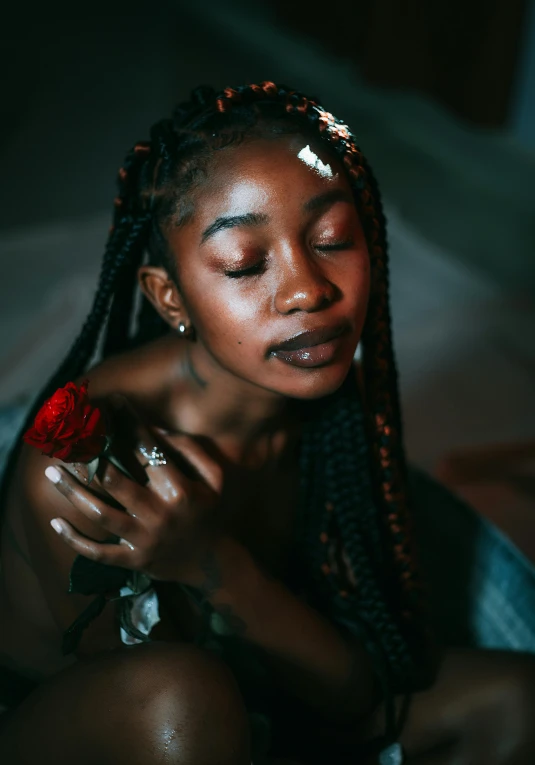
[6,82,431,709]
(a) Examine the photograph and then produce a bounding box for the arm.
[41,411,378,723]
[195,537,378,723]
[13,445,125,658]
[13,445,181,659]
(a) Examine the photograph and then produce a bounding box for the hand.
[45,402,225,587]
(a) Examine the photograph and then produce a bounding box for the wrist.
[180,536,257,596]
[212,535,259,592]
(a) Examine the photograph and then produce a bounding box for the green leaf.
[106,453,137,482]
[68,554,129,596]
[86,457,99,485]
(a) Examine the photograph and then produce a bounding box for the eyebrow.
[303,188,354,213]
[200,212,269,244]
[200,188,353,244]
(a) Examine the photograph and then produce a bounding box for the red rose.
[24,380,107,462]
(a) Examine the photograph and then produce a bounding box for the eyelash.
[316,240,354,252]
[224,241,355,279]
[224,263,264,279]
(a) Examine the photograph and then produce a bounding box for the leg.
[0,642,250,765]
[272,650,535,764]
[401,648,535,764]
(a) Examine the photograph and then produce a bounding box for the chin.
[278,358,355,401]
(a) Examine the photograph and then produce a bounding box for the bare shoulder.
[83,332,184,399]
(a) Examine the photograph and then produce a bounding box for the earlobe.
[137,266,189,329]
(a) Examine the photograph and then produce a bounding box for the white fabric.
[119,586,161,646]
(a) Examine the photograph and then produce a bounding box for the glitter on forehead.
[297,145,334,178]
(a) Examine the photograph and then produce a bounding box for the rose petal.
[23,380,106,463]
[53,443,74,461]
[80,407,106,440]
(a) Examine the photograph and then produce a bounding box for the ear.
[137,266,189,331]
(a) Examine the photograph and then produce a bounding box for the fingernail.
[50,518,64,534]
[45,466,62,484]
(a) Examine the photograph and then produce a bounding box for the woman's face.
[166,134,370,400]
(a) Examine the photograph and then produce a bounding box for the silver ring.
[139,445,167,467]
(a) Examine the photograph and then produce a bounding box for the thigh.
[400,648,535,763]
[0,642,251,765]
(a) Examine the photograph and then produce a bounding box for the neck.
[165,335,299,465]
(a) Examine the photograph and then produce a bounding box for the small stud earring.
[178,321,188,335]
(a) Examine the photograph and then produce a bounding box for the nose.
[274,251,337,314]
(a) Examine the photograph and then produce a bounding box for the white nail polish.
[50,518,63,534]
[45,466,61,484]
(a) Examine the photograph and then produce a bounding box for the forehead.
[185,135,351,221]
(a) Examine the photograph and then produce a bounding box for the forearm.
[200,537,378,722]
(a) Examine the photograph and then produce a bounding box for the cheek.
[185,279,267,348]
[359,258,371,306]
[334,249,371,308]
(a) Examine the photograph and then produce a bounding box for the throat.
[185,343,207,389]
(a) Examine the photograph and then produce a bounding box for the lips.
[268,322,350,368]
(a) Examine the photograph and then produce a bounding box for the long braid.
[102,143,152,356]
[101,215,150,356]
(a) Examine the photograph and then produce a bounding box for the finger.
[160,433,223,493]
[63,462,90,485]
[135,424,192,497]
[109,398,188,493]
[95,458,151,515]
[44,465,139,541]
[98,395,149,486]
[114,398,222,494]
[49,516,136,567]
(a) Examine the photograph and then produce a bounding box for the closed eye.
[315,240,355,252]
[224,240,355,278]
[224,262,264,279]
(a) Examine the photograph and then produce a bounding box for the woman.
[0,82,534,764]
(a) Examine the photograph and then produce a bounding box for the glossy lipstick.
[268,323,349,368]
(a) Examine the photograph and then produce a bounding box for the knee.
[98,642,251,765]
